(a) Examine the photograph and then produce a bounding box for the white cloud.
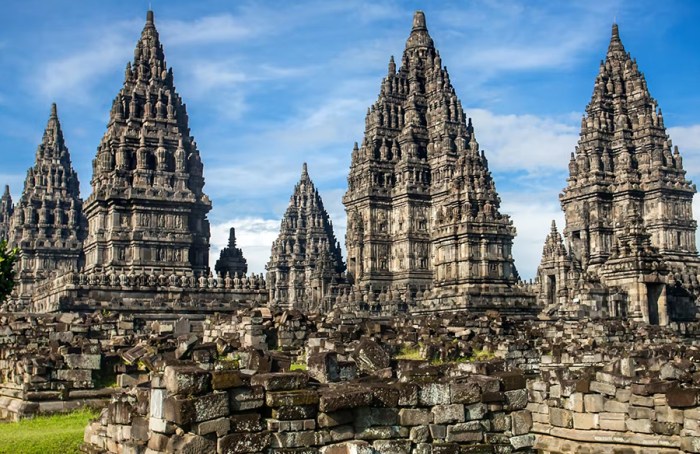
[500,193,565,281]
[160,15,263,46]
[468,108,580,173]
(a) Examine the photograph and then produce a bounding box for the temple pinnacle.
[412,11,427,31]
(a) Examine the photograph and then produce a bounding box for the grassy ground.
[0,408,98,454]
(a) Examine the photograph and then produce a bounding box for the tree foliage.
[0,240,19,303]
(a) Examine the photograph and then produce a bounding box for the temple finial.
[146,10,154,24]
[50,103,58,119]
[302,162,308,178]
[412,11,427,31]
[612,23,619,40]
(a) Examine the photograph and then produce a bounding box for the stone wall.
[22,270,267,314]
[0,312,137,420]
[82,369,535,453]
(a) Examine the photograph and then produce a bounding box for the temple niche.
[215,227,248,278]
[7,104,87,306]
[343,11,532,313]
[82,10,211,277]
[267,164,345,312]
[536,24,700,324]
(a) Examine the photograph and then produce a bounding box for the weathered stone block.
[218,432,272,453]
[511,410,532,435]
[266,389,319,407]
[354,407,398,427]
[64,353,101,370]
[450,381,481,404]
[410,425,430,443]
[272,405,317,420]
[419,383,451,406]
[432,404,464,424]
[230,386,265,411]
[549,408,573,428]
[573,412,598,430]
[352,339,390,374]
[318,410,354,428]
[667,387,700,408]
[251,372,308,391]
[445,421,483,442]
[399,408,432,426]
[464,403,487,421]
[589,381,617,396]
[320,387,373,412]
[167,433,216,454]
[230,412,263,432]
[372,439,411,454]
[584,393,605,412]
[625,417,652,433]
[163,365,211,396]
[211,370,243,390]
[504,388,528,410]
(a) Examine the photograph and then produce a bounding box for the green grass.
[290,362,307,371]
[0,408,99,454]
[395,345,424,361]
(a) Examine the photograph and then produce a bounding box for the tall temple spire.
[607,23,625,57]
[8,104,86,302]
[405,10,434,50]
[0,185,12,242]
[541,21,699,324]
[268,164,345,312]
[343,11,524,310]
[83,10,211,276]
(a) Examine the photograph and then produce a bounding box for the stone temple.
[343,11,533,314]
[214,227,248,278]
[267,164,345,312]
[7,104,87,307]
[84,10,211,277]
[535,24,700,325]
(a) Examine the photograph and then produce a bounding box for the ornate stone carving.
[7,104,87,302]
[343,11,524,309]
[82,10,211,276]
[268,163,345,312]
[536,24,700,324]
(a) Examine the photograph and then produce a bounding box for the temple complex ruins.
[535,24,700,325]
[267,163,345,312]
[0,8,699,454]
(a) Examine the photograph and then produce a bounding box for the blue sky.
[1,0,699,279]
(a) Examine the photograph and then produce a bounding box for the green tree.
[0,240,19,303]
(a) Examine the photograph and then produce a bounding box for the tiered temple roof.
[82,10,211,276]
[562,24,697,270]
[8,104,86,300]
[267,163,345,311]
[538,24,699,324]
[343,11,521,305]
